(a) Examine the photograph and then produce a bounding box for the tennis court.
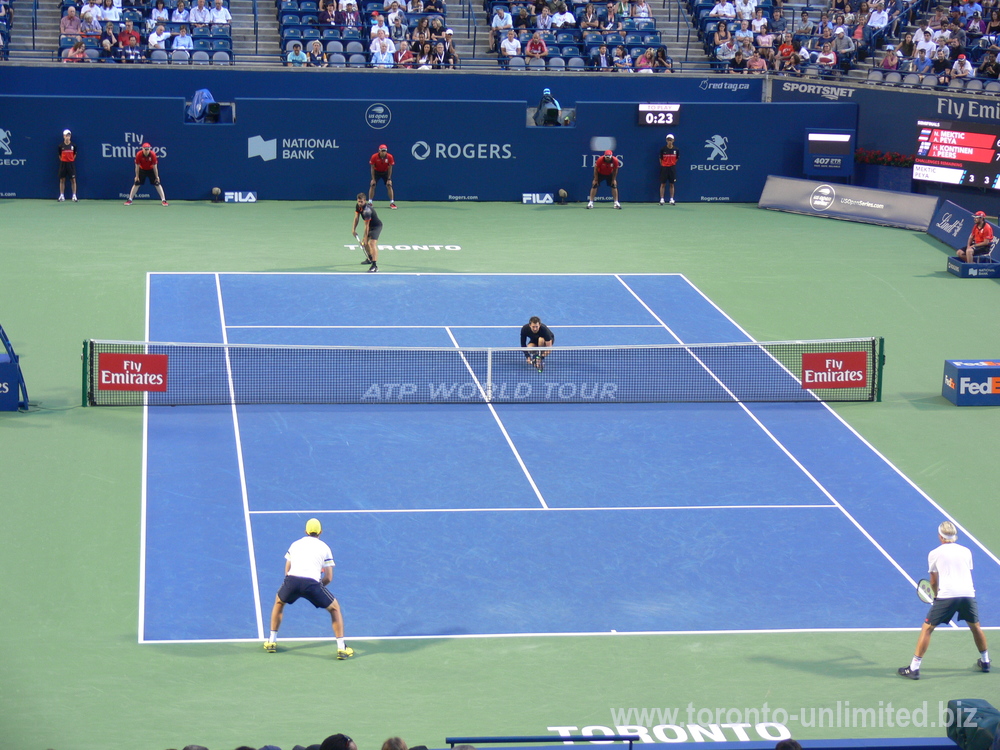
[138,272,1000,643]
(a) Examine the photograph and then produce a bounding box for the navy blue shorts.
[925,596,979,626]
[373,171,390,183]
[277,575,336,609]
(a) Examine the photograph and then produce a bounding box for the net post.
[486,348,493,402]
[81,339,90,407]
[875,336,885,403]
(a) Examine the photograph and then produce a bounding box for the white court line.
[616,274,957,627]
[674,272,1000,573]
[138,273,152,643]
[444,327,548,509]
[139,624,1000,645]
[250,504,836,514]
[225,324,664,329]
[216,274,265,641]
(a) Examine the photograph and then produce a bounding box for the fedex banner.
[758,176,939,230]
[97,353,168,392]
[0,95,854,202]
[927,199,1000,253]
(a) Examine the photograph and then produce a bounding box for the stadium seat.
[341,27,361,38]
[302,26,320,39]
[561,44,580,56]
[211,38,231,50]
[194,37,212,50]
[547,55,565,70]
[635,18,655,31]
[348,52,367,65]
[883,71,902,84]
[555,31,576,43]
[865,69,883,83]
[211,25,232,37]
[321,27,341,39]
[300,14,319,25]
[192,25,211,36]
[527,56,546,69]
[605,32,623,45]
[539,30,555,42]
[624,32,641,45]
[566,55,585,69]
[192,49,210,63]
[285,38,304,50]
[985,80,1000,93]
[150,48,169,62]
[212,50,230,63]
[85,47,101,60]
[621,17,636,30]
[171,49,191,62]
[279,0,298,9]
[901,72,920,86]
[329,51,347,66]
[966,78,984,91]
[508,54,526,69]
[345,39,364,52]
[299,0,318,9]
[326,39,343,52]
[280,12,301,24]
[641,32,659,44]
[947,78,965,89]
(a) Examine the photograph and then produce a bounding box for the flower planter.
[854,163,913,192]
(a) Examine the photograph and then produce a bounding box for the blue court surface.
[140,273,1000,643]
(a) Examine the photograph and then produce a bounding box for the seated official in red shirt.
[957,211,995,262]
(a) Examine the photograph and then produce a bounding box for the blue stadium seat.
[624,32,641,45]
[211,37,231,50]
[212,49,230,63]
[329,51,347,66]
[348,51,367,65]
[300,13,318,23]
[566,55,585,69]
[326,39,343,52]
[302,26,320,39]
[555,30,577,43]
[635,17,655,31]
[605,32,624,45]
[344,39,365,52]
[191,49,210,63]
[547,55,565,70]
[561,44,580,56]
[341,26,361,38]
[321,27,341,38]
[281,27,302,39]
[193,37,212,50]
[299,0,318,9]
[171,48,191,62]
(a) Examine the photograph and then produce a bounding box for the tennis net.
[82,337,884,406]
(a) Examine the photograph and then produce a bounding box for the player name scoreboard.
[914,120,1000,188]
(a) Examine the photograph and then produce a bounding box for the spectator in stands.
[590,41,613,68]
[811,24,834,50]
[709,0,736,19]
[730,47,747,69]
[386,0,405,25]
[490,7,512,51]
[750,7,767,32]
[967,11,987,41]
[655,45,673,70]
[429,16,446,43]
[631,0,651,17]
[770,8,787,34]
[407,0,423,12]
[189,0,211,27]
[952,52,975,78]
[322,735,359,750]
[913,46,933,75]
[100,21,119,49]
[318,3,336,23]
[369,13,389,38]
[101,0,121,23]
[422,0,440,14]
[832,26,855,72]
[963,0,984,23]
[337,1,361,29]
[371,38,395,65]
[150,0,170,27]
[523,30,547,59]
[173,24,193,49]
[395,39,414,65]
[635,45,655,69]
[733,18,753,43]
[117,17,140,45]
[148,23,172,47]
[553,3,576,26]
[65,39,88,60]
[500,28,521,65]
[80,12,103,38]
[580,3,601,29]
[536,5,553,29]
[792,10,812,42]
[613,43,633,69]
[897,30,914,59]
[171,0,189,22]
[390,14,406,39]
[122,34,143,60]
[410,16,431,46]
[734,0,755,22]
[756,24,774,60]
[443,27,459,58]
[978,49,1000,77]
[933,47,952,82]
[816,11,834,35]
[916,28,934,56]
[285,40,307,64]
[513,7,532,30]
[776,30,793,61]
[82,0,104,23]
[715,36,736,67]
[307,38,328,64]
[880,43,899,68]
[416,39,437,66]
[747,45,768,69]
[210,0,232,28]
[98,37,119,59]
[713,20,732,47]
[436,39,457,66]
[370,27,395,53]
[737,34,754,58]
[986,8,1000,35]
[61,7,82,38]
[863,0,888,47]
[601,2,623,34]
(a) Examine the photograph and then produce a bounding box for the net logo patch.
[97,353,168,391]
[801,351,868,389]
[957,376,1000,395]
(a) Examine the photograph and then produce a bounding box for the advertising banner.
[758,175,939,230]
[927,199,1000,253]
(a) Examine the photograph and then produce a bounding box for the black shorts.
[972,244,993,257]
[660,166,677,184]
[372,171,390,183]
[136,168,159,185]
[594,173,616,186]
[59,161,76,179]
[367,222,383,240]
[277,575,336,609]
[925,596,979,626]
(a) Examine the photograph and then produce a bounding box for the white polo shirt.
[285,535,335,582]
[929,542,975,599]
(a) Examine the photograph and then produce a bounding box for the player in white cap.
[264,517,354,659]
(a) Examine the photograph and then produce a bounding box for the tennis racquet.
[917,578,935,604]
[353,231,372,263]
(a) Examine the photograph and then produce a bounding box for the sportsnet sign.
[801,352,868,389]
[97,353,168,391]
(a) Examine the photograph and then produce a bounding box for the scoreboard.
[913,119,1000,189]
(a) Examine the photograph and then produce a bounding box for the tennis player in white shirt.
[898,521,989,679]
[264,518,354,659]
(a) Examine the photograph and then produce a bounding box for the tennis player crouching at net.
[520,316,553,371]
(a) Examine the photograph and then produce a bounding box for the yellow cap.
[305,518,322,535]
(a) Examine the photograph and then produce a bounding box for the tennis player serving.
[520,316,553,371]
[898,521,989,679]
[264,518,354,659]
[352,192,381,273]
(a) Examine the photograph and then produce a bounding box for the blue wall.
[0,94,854,201]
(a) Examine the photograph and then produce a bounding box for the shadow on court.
[747,652,891,679]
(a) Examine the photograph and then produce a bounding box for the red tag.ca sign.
[97,353,169,391]
[801,351,868,389]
